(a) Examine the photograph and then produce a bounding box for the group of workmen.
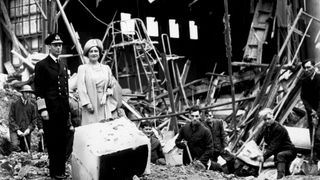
[6,30,320,180]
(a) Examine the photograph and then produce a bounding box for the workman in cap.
[34,33,70,180]
[9,85,37,152]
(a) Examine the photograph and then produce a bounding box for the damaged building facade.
[1,0,320,179]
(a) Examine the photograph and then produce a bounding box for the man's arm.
[263,125,286,160]
[219,119,228,149]
[8,103,19,132]
[175,128,185,149]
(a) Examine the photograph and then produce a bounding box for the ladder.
[243,0,275,63]
[102,18,164,98]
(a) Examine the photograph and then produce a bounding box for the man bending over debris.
[253,108,296,179]
[175,106,213,169]
[9,85,37,152]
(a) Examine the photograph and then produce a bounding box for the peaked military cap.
[44,33,64,45]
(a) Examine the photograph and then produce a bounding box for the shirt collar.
[49,54,59,63]
[21,96,27,105]
[311,71,316,80]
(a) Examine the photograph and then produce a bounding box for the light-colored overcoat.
[77,63,114,125]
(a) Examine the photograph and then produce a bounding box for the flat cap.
[44,33,63,45]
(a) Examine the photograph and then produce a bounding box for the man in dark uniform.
[34,33,70,180]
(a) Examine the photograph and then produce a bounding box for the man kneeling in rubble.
[175,106,213,169]
[140,121,166,165]
[252,108,296,179]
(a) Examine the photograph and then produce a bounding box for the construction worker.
[9,85,37,152]
[204,110,235,174]
[300,59,320,162]
[175,106,213,168]
[253,108,296,179]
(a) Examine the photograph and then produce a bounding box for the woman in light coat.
[77,39,117,125]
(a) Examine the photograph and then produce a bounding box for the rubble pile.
[142,164,239,180]
[0,89,19,122]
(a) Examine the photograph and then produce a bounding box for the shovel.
[302,115,318,175]
[40,134,45,152]
[23,136,31,155]
[183,141,206,170]
[183,141,193,163]
[258,142,266,175]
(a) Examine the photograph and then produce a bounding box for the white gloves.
[41,110,49,120]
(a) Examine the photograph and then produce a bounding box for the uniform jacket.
[34,55,70,120]
[77,63,114,125]
[175,122,213,165]
[256,121,296,160]
[205,118,228,152]
[9,98,37,132]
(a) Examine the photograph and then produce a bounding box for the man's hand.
[69,125,75,132]
[23,128,30,136]
[250,154,264,162]
[176,140,187,148]
[41,110,49,120]
[17,130,23,136]
[38,129,44,135]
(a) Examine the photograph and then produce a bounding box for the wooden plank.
[55,0,86,64]
[174,63,189,107]
[0,1,29,56]
[161,53,178,133]
[181,60,191,84]
[155,78,204,99]
[121,99,143,119]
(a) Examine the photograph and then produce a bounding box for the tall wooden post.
[161,53,178,134]
[223,0,237,138]
[306,0,320,63]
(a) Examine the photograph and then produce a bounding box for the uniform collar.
[49,54,59,63]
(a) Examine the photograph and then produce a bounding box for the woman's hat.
[83,39,103,56]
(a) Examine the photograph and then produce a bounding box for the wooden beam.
[55,0,70,20]
[55,0,86,64]
[0,1,29,56]
[155,78,205,99]
[34,0,47,20]
[161,53,178,133]
[131,96,255,121]
[231,61,296,70]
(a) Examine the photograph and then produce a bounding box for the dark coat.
[9,98,37,132]
[34,55,70,177]
[175,122,213,165]
[256,121,296,160]
[300,72,320,115]
[205,119,228,153]
[34,55,70,118]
